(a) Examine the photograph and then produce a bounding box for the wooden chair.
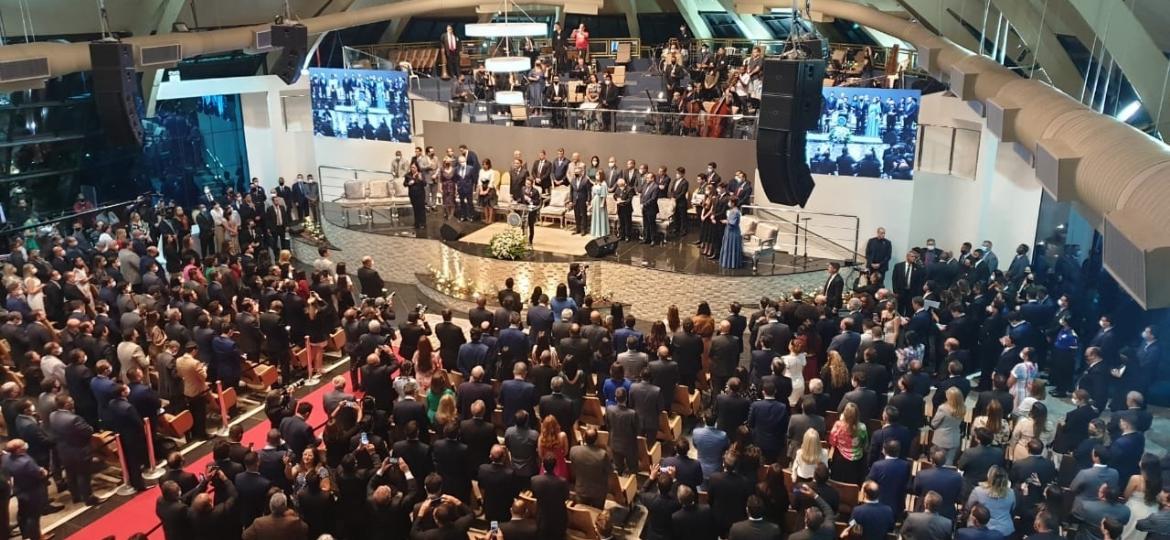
[243,361,277,391]
[568,503,601,540]
[293,346,308,369]
[212,385,239,414]
[328,328,346,351]
[829,480,861,517]
[580,395,605,426]
[158,410,194,440]
[825,410,840,427]
[657,411,682,442]
[608,469,637,506]
[671,385,700,417]
[447,371,465,387]
[638,436,661,473]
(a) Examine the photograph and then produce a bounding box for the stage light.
[1117,100,1141,122]
[496,90,525,105]
[465,22,546,38]
[485,56,531,73]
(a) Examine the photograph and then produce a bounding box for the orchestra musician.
[552,22,567,74]
[663,57,685,97]
[545,74,568,128]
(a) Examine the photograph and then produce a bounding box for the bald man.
[478,445,521,522]
[709,320,741,394]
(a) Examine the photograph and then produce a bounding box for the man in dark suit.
[706,454,755,537]
[888,375,926,432]
[526,297,554,336]
[1010,439,1057,512]
[851,481,895,540]
[955,504,1004,540]
[530,150,553,190]
[570,166,591,235]
[499,362,537,423]
[672,485,718,540]
[530,457,569,539]
[892,251,923,315]
[1078,347,1111,411]
[48,395,101,505]
[605,387,640,475]
[556,323,592,371]
[667,168,690,238]
[456,366,494,420]
[468,296,492,331]
[709,320,740,394]
[478,444,520,523]
[1110,416,1146,482]
[455,329,489,379]
[714,378,751,432]
[568,428,611,509]
[828,320,862,368]
[957,428,1007,497]
[648,347,680,412]
[1107,391,1153,440]
[640,176,660,244]
[629,371,663,442]
[727,495,781,540]
[934,359,972,409]
[640,469,681,540]
[746,381,788,463]
[822,262,846,311]
[392,421,433,481]
[864,227,893,274]
[433,309,466,372]
[1054,389,1099,453]
[671,319,704,389]
[162,452,199,494]
[1070,445,1121,502]
[550,149,570,186]
[1089,315,1121,365]
[106,383,148,492]
[259,301,293,383]
[867,439,912,516]
[538,377,577,435]
[912,448,963,521]
[234,451,273,529]
[900,491,953,540]
[279,402,319,457]
[868,406,913,464]
[459,400,497,469]
[839,373,879,422]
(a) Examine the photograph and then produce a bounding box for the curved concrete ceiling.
[798,0,1170,309]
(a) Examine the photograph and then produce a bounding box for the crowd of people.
[391,144,755,268]
[0,176,1166,540]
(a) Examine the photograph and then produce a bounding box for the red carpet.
[66,374,345,540]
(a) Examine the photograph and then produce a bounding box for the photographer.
[567,263,587,306]
[398,307,432,364]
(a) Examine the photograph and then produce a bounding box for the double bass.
[680,89,703,136]
[702,90,733,138]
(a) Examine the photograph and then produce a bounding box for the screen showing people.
[309,68,411,143]
[806,87,920,180]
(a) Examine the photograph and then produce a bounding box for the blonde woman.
[819,351,850,406]
[1008,401,1053,461]
[966,465,1016,537]
[931,386,966,465]
[21,264,43,313]
[792,428,827,482]
[828,402,868,483]
[783,339,807,406]
[971,398,1012,447]
[434,393,458,432]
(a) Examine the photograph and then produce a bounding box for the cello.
[680,89,703,136]
[702,89,733,138]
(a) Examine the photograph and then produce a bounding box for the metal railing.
[445,100,758,139]
[742,204,862,265]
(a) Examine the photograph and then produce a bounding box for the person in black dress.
[405,162,427,229]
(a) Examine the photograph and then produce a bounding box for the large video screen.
[309,68,411,143]
[806,87,920,180]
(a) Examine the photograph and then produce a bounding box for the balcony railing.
[445,100,759,139]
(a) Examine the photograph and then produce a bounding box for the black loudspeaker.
[89,41,144,147]
[585,235,619,257]
[271,23,309,85]
[787,37,826,60]
[757,58,825,208]
[439,224,462,242]
[760,59,825,131]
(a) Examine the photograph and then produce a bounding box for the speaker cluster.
[756,58,826,208]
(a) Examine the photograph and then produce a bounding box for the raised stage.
[308,203,831,321]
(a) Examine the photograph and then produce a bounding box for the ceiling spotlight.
[172,22,191,32]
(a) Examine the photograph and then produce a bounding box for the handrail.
[446,100,759,139]
[742,204,863,264]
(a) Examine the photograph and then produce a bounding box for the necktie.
[275,208,282,226]
[906,265,912,284]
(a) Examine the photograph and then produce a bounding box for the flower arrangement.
[488,228,528,260]
[302,214,326,244]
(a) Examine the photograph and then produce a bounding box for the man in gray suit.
[900,491,953,540]
[648,346,680,412]
[629,369,662,443]
[568,427,612,509]
[1073,483,1130,540]
[605,387,640,475]
[321,375,355,416]
[1070,445,1121,502]
[617,337,649,382]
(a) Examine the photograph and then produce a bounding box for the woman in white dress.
[22,264,44,313]
[782,338,808,406]
[1122,454,1162,539]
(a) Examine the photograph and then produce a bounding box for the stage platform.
[322,202,835,277]
[301,206,833,321]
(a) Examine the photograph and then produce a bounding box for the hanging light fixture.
[480,0,544,74]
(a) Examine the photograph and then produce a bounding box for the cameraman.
[398,307,432,363]
[568,263,587,306]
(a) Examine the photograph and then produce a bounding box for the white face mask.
[926,243,935,249]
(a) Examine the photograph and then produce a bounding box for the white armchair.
[743,222,779,271]
[334,180,369,226]
[540,186,572,227]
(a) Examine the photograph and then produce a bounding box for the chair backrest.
[497,186,513,204]
[612,65,627,85]
[510,105,528,121]
[756,223,779,243]
[343,180,369,200]
[657,198,675,216]
[615,43,632,64]
[830,480,861,516]
[550,185,571,206]
[368,179,392,198]
[740,215,758,237]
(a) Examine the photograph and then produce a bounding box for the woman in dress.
[820,352,851,407]
[1009,401,1053,461]
[22,264,43,314]
[584,73,602,131]
[966,466,1016,538]
[478,158,498,223]
[526,60,546,109]
[404,162,427,229]
[697,184,716,257]
[222,207,240,254]
[1007,348,1038,412]
[931,386,965,465]
[550,284,577,322]
[412,336,439,396]
[1123,453,1163,540]
[718,198,743,268]
[782,338,807,406]
[590,172,609,238]
[586,156,601,182]
[538,414,570,480]
[970,397,1012,447]
[602,363,630,406]
[439,158,457,221]
[426,372,455,422]
[828,402,868,483]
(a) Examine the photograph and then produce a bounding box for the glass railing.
[445,100,759,139]
[742,204,863,266]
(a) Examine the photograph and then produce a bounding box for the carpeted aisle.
[66,371,347,540]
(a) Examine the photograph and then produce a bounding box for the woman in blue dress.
[590,171,610,238]
[526,60,546,108]
[719,198,743,269]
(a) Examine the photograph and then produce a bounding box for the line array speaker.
[89,41,144,147]
[756,58,826,207]
[271,23,309,85]
[439,224,463,242]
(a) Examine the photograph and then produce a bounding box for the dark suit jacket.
[538,393,576,434]
[707,471,754,533]
[715,392,751,432]
[852,501,896,540]
[477,462,519,522]
[456,381,494,420]
[839,387,879,422]
[530,472,569,538]
[459,417,496,469]
[901,512,953,540]
[957,445,1007,495]
[1054,404,1099,453]
[867,458,911,515]
[912,466,963,520]
[868,424,913,464]
[727,519,782,540]
[672,504,719,540]
[888,391,926,432]
[709,335,740,379]
[279,415,318,456]
[955,526,1006,540]
[499,378,536,423]
[629,381,662,433]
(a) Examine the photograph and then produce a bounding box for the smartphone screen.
[360,432,369,445]
[490,521,499,532]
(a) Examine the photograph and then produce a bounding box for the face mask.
[707,167,714,173]
[926,243,935,249]
[983,244,991,250]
